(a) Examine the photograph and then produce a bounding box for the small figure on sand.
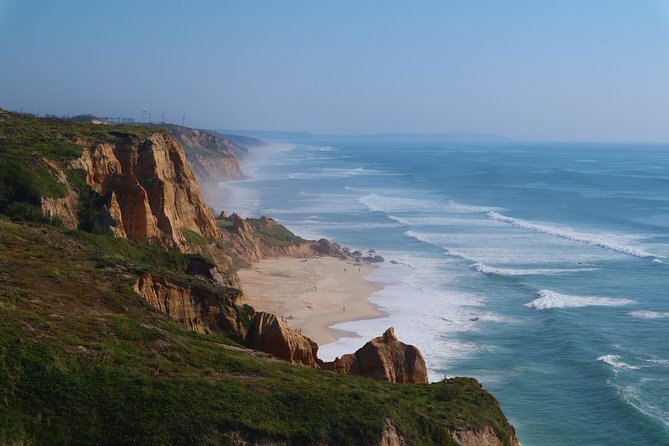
[343,306,346,313]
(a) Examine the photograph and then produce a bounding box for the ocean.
[214,140,669,445]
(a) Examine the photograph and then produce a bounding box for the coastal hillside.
[0,110,519,445]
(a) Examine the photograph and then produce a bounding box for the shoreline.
[238,256,385,345]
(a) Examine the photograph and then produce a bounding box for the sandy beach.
[238,256,384,345]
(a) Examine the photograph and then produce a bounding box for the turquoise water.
[215,141,669,445]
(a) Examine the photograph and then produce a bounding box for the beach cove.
[238,256,384,345]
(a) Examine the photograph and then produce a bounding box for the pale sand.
[238,257,385,345]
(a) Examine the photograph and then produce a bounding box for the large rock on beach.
[324,327,428,384]
[245,312,321,367]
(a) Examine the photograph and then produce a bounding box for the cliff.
[167,124,248,183]
[0,113,219,250]
[219,213,330,262]
[0,111,520,446]
[72,131,221,248]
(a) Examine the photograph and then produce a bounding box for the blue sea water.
[213,141,669,445]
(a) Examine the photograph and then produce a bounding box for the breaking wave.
[487,212,654,258]
[598,354,641,370]
[525,290,635,310]
[628,310,669,319]
[469,262,598,276]
[359,193,503,214]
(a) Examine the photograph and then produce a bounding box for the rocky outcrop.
[221,214,323,262]
[133,273,247,340]
[449,425,520,446]
[39,159,80,229]
[313,238,342,257]
[378,419,406,446]
[73,131,220,248]
[245,312,320,367]
[134,274,209,333]
[324,328,428,384]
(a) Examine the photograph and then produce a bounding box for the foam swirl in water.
[597,354,640,370]
[526,290,635,310]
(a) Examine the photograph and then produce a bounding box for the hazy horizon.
[2,0,669,142]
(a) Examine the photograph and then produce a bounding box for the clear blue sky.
[1,0,669,141]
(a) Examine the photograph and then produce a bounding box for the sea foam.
[359,193,502,214]
[487,212,654,258]
[628,310,669,319]
[525,290,635,310]
[469,262,598,276]
[597,354,641,370]
[388,215,500,227]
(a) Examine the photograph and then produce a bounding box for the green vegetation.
[0,110,162,224]
[182,228,210,245]
[0,145,68,221]
[0,110,160,148]
[246,217,306,247]
[216,218,234,229]
[0,220,516,446]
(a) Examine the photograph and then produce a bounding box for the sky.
[1,0,669,141]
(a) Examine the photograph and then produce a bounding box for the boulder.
[362,255,385,263]
[324,327,428,384]
[313,238,341,256]
[245,312,320,367]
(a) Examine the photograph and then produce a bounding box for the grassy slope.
[0,111,161,223]
[244,218,307,247]
[0,220,515,446]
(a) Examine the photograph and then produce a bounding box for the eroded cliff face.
[167,126,245,183]
[450,425,520,446]
[133,272,249,340]
[323,327,429,384]
[245,312,321,367]
[218,214,345,265]
[378,419,406,446]
[39,159,80,229]
[134,274,210,333]
[72,132,221,248]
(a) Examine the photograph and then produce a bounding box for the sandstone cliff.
[378,419,407,446]
[323,327,429,384]
[133,272,250,340]
[167,125,246,183]
[221,214,325,262]
[245,312,321,367]
[73,132,220,248]
[450,425,520,446]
